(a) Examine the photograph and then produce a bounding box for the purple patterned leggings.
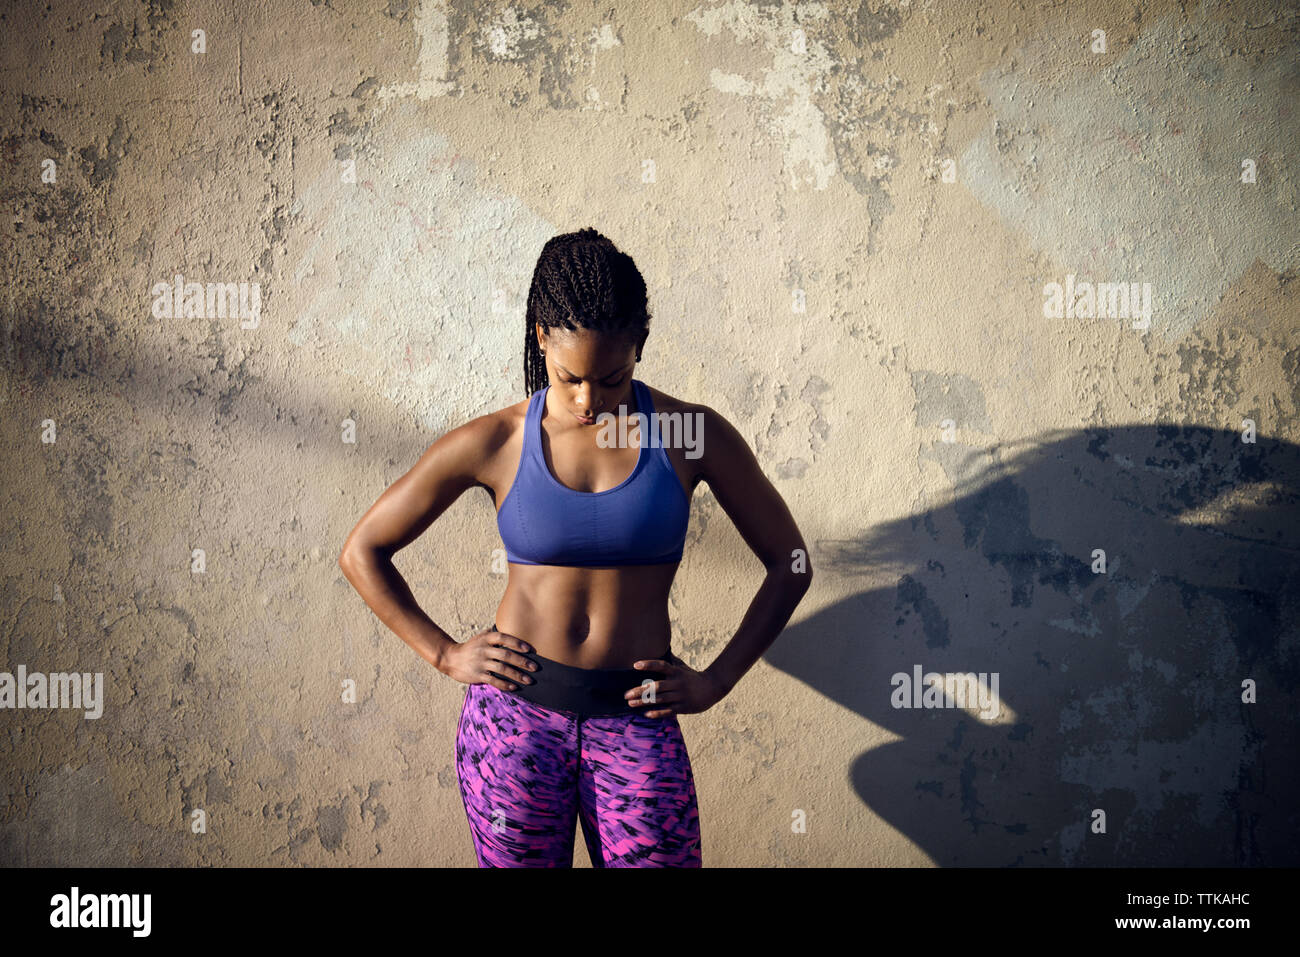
[454,681,703,867]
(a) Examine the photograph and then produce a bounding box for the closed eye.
[565,375,625,387]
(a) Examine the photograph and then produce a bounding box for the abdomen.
[495,562,681,668]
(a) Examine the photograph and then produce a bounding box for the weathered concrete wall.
[1,0,1296,866]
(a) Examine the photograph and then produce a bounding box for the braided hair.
[522,228,651,398]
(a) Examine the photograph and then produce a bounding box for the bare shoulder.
[433,391,531,482]
[640,383,806,568]
[640,381,750,488]
[339,390,534,558]
[444,392,528,447]
[641,380,709,421]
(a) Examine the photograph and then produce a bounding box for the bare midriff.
[494,561,681,669]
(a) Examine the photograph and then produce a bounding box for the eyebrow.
[553,361,630,381]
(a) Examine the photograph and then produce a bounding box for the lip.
[574,412,597,424]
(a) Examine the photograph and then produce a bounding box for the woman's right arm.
[336,415,535,690]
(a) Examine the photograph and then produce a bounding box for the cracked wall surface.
[1,0,1297,866]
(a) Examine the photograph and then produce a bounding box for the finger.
[485,657,535,683]
[645,707,676,718]
[491,632,532,654]
[483,674,519,692]
[489,648,539,678]
[628,689,680,707]
[624,678,670,699]
[634,659,676,672]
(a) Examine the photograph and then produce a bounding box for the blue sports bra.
[496,378,690,567]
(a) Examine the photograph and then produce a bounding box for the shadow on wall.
[764,425,1300,867]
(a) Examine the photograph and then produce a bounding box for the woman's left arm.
[630,404,814,715]
[691,405,814,698]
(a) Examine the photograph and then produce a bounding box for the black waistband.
[486,623,678,718]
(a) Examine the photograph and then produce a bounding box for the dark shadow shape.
[764,425,1300,866]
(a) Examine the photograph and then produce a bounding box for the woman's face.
[538,327,639,426]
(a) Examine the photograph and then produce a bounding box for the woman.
[338,228,812,867]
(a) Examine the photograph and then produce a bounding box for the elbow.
[339,539,391,574]
[766,545,813,589]
[338,523,374,571]
[338,538,369,574]
[793,544,813,591]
